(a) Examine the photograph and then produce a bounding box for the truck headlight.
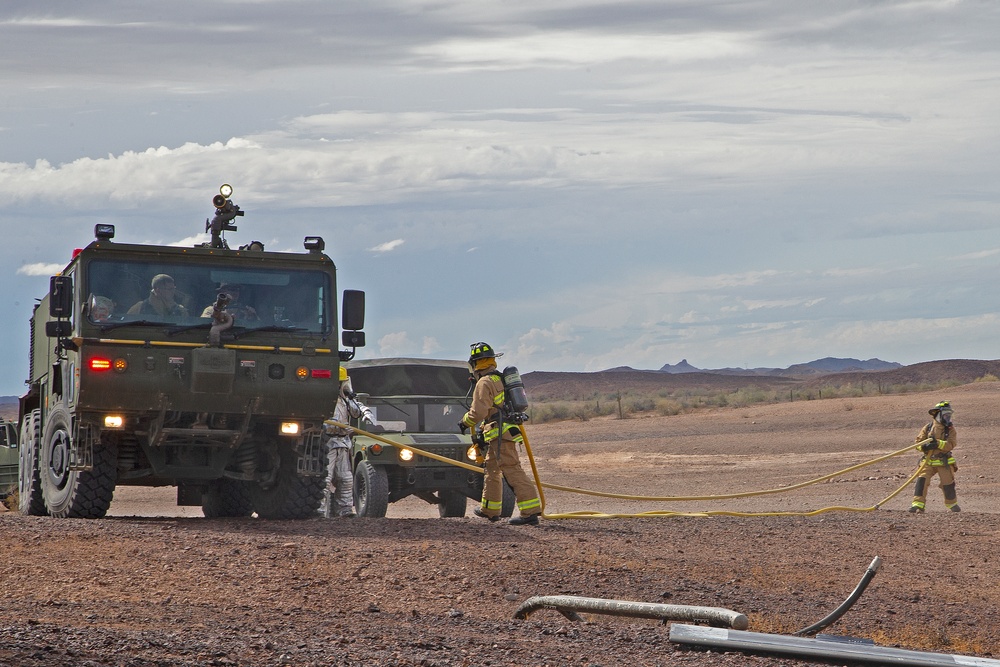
[280,422,301,435]
[104,415,125,429]
[398,448,414,462]
[466,445,479,462]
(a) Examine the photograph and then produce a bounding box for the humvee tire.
[248,440,325,519]
[354,460,389,517]
[39,405,117,519]
[18,410,47,516]
[437,490,467,518]
[500,480,515,518]
[202,478,255,518]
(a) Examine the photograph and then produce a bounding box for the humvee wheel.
[438,491,467,518]
[354,461,388,518]
[40,406,117,519]
[248,440,324,519]
[202,478,254,518]
[500,480,516,518]
[18,410,47,516]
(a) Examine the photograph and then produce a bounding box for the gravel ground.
[2,382,998,666]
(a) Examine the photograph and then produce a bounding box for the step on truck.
[18,185,366,519]
[345,357,514,518]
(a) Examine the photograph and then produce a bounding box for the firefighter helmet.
[339,366,349,382]
[468,342,502,371]
[929,400,952,417]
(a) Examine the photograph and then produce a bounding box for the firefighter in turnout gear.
[460,342,542,526]
[909,401,960,513]
[322,367,375,518]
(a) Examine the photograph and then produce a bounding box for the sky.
[2,1,1000,397]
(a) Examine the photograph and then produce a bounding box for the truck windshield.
[84,259,332,333]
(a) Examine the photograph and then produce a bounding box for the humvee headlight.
[280,422,301,435]
[398,448,414,462]
[104,415,124,429]
[466,445,479,462]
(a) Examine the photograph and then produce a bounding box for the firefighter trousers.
[481,437,541,518]
[911,464,958,510]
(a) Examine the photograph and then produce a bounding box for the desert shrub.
[975,373,999,383]
[655,398,684,416]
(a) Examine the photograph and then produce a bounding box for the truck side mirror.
[342,330,366,348]
[342,289,365,331]
[46,321,73,338]
[49,275,73,318]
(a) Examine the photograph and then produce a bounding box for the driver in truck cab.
[127,274,188,318]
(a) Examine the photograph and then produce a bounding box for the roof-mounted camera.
[205,183,244,249]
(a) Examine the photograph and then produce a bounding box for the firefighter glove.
[458,422,469,435]
[920,440,935,453]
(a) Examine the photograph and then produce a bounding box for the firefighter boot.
[474,507,498,523]
[508,514,539,526]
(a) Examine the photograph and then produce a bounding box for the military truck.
[18,185,366,519]
[0,419,18,501]
[344,358,513,518]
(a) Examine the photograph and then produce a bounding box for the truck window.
[85,259,332,332]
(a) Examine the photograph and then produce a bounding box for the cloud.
[369,239,405,253]
[377,331,411,357]
[17,262,65,276]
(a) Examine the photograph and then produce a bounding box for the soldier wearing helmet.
[460,342,542,526]
[909,400,960,513]
[321,366,375,518]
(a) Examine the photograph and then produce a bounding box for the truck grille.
[415,445,465,464]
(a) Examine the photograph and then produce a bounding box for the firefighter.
[322,367,374,518]
[127,274,188,317]
[460,342,542,526]
[909,400,960,513]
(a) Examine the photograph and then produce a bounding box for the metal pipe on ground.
[513,595,749,629]
[795,556,882,636]
[669,624,1000,667]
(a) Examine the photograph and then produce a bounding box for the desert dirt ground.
[1,382,998,666]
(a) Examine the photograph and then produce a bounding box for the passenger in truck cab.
[89,296,115,322]
[200,283,259,322]
[127,274,189,318]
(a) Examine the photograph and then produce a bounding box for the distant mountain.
[631,357,902,377]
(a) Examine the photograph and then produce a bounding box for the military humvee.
[0,419,18,500]
[18,186,366,519]
[344,358,514,518]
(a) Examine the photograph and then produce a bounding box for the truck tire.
[248,441,325,519]
[438,491,467,518]
[354,461,388,518]
[18,410,47,516]
[40,406,117,519]
[500,480,515,518]
[202,478,254,518]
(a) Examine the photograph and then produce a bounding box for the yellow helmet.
[339,366,349,382]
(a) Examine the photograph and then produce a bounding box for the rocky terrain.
[2,380,999,666]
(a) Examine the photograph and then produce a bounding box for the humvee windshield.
[84,259,332,333]
[346,361,473,434]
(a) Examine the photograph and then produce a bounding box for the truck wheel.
[354,461,388,518]
[18,410,47,516]
[202,478,254,518]
[248,441,325,519]
[500,480,516,518]
[438,491,467,518]
[40,406,117,519]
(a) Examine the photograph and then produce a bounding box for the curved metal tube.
[513,595,749,630]
[794,556,882,636]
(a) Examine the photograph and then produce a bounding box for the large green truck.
[18,186,366,519]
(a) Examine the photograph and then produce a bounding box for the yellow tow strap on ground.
[331,421,930,520]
